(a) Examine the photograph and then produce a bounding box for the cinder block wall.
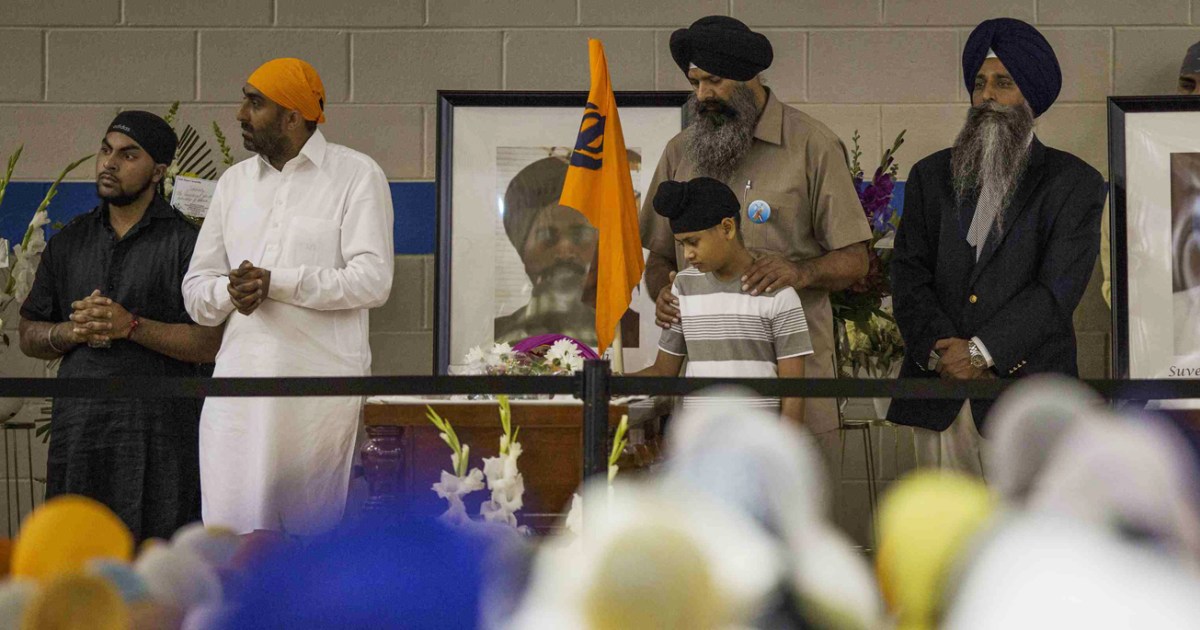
[0,0,1186,536]
[1,0,1181,380]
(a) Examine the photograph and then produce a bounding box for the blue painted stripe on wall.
[0,181,436,256]
[1,180,906,256]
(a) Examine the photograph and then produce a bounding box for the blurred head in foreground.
[876,471,997,630]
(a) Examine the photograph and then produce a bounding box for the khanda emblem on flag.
[570,103,605,170]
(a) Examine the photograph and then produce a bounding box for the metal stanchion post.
[580,359,611,479]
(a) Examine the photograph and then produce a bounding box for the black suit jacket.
[885,138,1106,434]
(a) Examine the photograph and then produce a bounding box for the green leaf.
[0,144,24,212]
[425,405,461,452]
[212,121,235,167]
[608,415,629,469]
[163,102,180,129]
[498,395,512,436]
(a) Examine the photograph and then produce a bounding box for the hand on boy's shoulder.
[655,271,680,329]
[741,253,812,297]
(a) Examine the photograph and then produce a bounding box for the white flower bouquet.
[0,146,92,346]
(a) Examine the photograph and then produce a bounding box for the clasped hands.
[228,260,271,316]
[68,290,134,345]
[655,254,810,328]
[933,337,992,380]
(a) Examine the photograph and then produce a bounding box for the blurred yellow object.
[21,573,129,630]
[583,524,722,630]
[11,496,133,583]
[876,471,996,630]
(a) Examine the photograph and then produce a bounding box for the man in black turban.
[888,18,1106,476]
[17,110,222,541]
[642,15,872,533]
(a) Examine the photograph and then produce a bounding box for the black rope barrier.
[5,361,1200,480]
[1,373,1199,400]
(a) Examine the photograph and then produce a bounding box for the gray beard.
[950,101,1036,231]
[682,83,760,182]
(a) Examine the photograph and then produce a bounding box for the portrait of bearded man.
[494,151,641,347]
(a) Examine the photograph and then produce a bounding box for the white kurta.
[182,130,394,535]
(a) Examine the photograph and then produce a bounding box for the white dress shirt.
[182,130,394,535]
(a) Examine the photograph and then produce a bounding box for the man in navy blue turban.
[887,18,1106,477]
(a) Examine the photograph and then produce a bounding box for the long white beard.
[951,101,1035,230]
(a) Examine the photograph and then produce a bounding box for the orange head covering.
[247,57,326,124]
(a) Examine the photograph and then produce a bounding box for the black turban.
[670,16,773,82]
[1182,41,1200,76]
[106,110,178,165]
[962,18,1061,118]
[654,177,739,234]
[503,156,569,252]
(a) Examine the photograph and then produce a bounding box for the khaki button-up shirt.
[640,90,872,433]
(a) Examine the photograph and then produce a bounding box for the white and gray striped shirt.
[659,267,814,409]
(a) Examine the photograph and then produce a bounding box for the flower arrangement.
[842,312,905,379]
[479,396,528,532]
[832,130,907,378]
[463,334,597,377]
[427,405,484,527]
[427,396,529,534]
[160,102,235,205]
[0,146,93,347]
[563,414,629,538]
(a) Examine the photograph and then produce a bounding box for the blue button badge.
[748,199,771,224]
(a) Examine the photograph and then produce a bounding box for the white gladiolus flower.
[565,493,583,536]
[465,346,486,365]
[480,438,526,528]
[432,468,485,526]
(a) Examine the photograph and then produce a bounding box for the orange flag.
[559,39,645,355]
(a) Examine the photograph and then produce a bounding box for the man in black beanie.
[888,18,1106,474]
[18,110,223,541]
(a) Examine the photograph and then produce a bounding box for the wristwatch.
[967,340,987,369]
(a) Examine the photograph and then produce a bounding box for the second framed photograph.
[1109,95,1200,378]
[435,90,690,374]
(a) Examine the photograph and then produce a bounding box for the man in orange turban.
[183,58,394,536]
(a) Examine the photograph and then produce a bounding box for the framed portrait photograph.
[1109,96,1200,378]
[435,90,690,374]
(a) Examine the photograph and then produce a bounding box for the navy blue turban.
[963,18,1061,118]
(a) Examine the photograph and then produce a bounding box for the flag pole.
[611,321,625,374]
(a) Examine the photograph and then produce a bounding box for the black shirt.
[20,195,201,379]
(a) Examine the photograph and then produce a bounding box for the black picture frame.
[434,90,690,374]
[1108,95,1200,378]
